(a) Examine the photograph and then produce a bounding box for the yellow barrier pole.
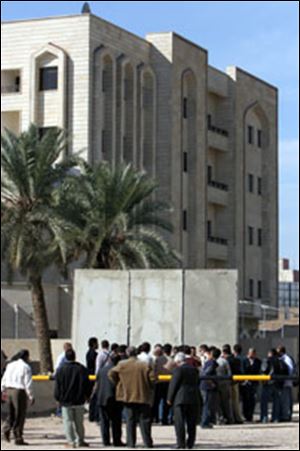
[32,375,274,382]
[233,375,271,382]
[158,375,272,383]
[32,375,51,382]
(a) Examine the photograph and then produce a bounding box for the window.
[248,226,254,245]
[258,228,262,247]
[39,66,58,91]
[258,280,262,299]
[183,152,188,172]
[249,279,254,298]
[258,177,262,195]
[279,282,299,308]
[102,70,109,92]
[183,97,188,119]
[207,220,212,239]
[183,210,187,231]
[207,114,212,130]
[257,129,262,148]
[248,174,254,193]
[207,165,213,183]
[1,69,21,94]
[248,125,254,145]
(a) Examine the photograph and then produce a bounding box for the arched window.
[123,63,134,164]
[142,70,155,176]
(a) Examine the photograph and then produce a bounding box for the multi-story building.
[1,5,278,336]
[279,258,299,309]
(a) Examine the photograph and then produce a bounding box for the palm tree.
[60,162,180,270]
[1,125,80,373]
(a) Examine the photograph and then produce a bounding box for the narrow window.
[183,97,188,119]
[248,174,254,193]
[258,228,262,247]
[207,220,212,239]
[248,125,254,145]
[207,165,213,183]
[207,114,212,130]
[257,129,262,148]
[249,279,254,298]
[258,280,262,299]
[183,210,187,231]
[183,152,188,173]
[248,226,254,246]
[40,67,58,91]
[258,177,262,195]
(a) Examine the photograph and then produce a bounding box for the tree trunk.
[29,273,53,373]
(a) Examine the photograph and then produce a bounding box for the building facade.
[279,258,299,309]
[1,8,278,335]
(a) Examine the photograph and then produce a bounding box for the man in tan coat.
[109,346,154,448]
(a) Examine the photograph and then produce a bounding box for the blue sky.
[2,1,299,267]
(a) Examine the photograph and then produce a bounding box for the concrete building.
[1,5,278,336]
[278,258,299,309]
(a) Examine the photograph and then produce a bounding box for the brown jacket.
[108,357,155,405]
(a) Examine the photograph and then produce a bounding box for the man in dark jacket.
[86,337,99,423]
[260,349,282,423]
[200,347,219,429]
[96,355,125,447]
[55,349,93,449]
[167,352,200,450]
[243,348,262,422]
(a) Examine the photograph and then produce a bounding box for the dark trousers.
[217,383,234,424]
[260,384,281,422]
[89,390,99,423]
[174,404,198,449]
[99,399,123,446]
[152,382,170,424]
[3,389,28,441]
[201,390,217,427]
[242,383,257,422]
[124,403,153,448]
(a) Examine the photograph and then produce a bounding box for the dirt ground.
[1,407,299,451]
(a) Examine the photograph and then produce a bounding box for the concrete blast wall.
[73,270,238,364]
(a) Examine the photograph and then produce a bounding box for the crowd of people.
[1,341,298,448]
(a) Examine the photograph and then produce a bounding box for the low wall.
[1,339,69,371]
[1,381,56,416]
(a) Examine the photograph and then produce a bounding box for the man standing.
[86,337,99,375]
[152,345,170,425]
[167,353,200,450]
[138,342,154,367]
[200,347,219,429]
[1,350,34,446]
[55,349,92,449]
[95,340,111,375]
[86,337,99,423]
[109,346,154,449]
[260,349,282,423]
[223,345,244,424]
[96,354,125,447]
[54,342,73,374]
[277,345,295,422]
[243,348,262,422]
[215,348,234,425]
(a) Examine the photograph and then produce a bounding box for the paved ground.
[1,408,299,450]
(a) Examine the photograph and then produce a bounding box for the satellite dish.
[82,2,91,14]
